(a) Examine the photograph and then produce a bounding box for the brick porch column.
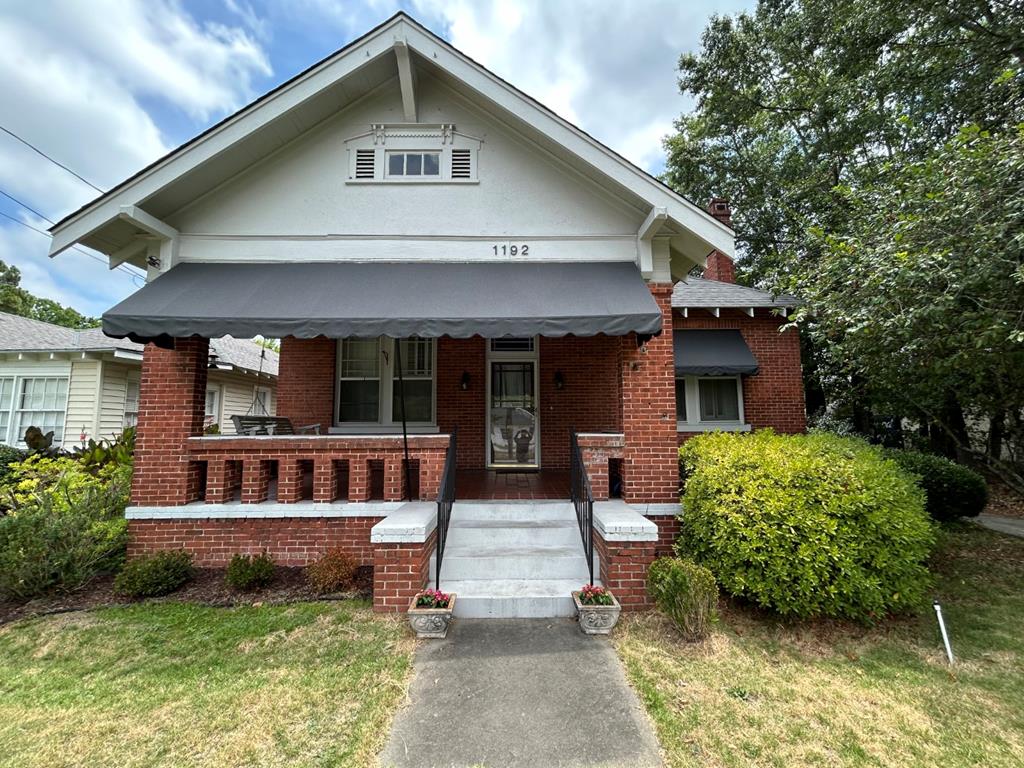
[620,284,678,504]
[132,338,209,506]
[370,503,437,612]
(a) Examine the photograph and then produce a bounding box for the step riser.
[452,504,575,521]
[452,595,577,619]
[436,556,592,580]
[447,528,581,546]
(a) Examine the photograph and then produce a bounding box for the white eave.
[48,12,733,264]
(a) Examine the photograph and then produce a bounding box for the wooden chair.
[230,415,321,436]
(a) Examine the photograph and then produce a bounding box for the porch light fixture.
[460,371,470,391]
[554,370,565,390]
[207,352,220,369]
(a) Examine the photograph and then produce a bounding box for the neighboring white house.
[0,312,277,447]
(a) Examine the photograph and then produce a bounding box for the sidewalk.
[380,619,662,768]
[975,514,1024,539]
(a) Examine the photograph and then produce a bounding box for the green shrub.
[305,548,358,594]
[647,557,718,641]
[114,550,195,597]
[0,459,131,599]
[678,430,935,622]
[886,449,988,521]
[0,445,27,488]
[225,551,275,590]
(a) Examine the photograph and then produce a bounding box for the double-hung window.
[675,376,746,431]
[14,377,69,446]
[123,379,140,428]
[337,337,435,427]
[0,377,14,444]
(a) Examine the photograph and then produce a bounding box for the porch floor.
[455,469,569,500]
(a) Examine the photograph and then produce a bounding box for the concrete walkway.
[976,514,1024,538]
[380,619,662,768]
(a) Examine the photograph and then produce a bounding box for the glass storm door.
[488,361,538,468]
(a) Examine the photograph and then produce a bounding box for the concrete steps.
[430,501,596,618]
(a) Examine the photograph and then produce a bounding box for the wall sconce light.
[207,352,220,369]
[460,371,471,391]
[554,370,565,390]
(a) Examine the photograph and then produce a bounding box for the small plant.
[225,551,276,590]
[414,588,451,609]
[577,584,614,606]
[114,550,195,598]
[305,548,358,594]
[73,427,135,473]
[647,557,718,641]
[886,449,989,521]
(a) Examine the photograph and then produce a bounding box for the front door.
[487,341,540,468]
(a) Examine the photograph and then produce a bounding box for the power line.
[0,125,105,193]
[0,209,145,285]
[0,189,53,225]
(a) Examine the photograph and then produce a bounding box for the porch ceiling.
[102,261,663,345]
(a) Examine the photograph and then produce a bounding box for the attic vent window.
[451,149,472,179]
[387,152,440,178]
[354,149,376,179]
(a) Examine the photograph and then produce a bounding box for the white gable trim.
[49,13,733,261]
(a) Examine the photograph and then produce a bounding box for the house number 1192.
[492,244,529,256]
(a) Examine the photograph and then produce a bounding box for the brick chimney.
[703,198,736,283]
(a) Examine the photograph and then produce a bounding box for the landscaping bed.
[0,598,411,767]
[0,565,373,625]
[615,524,1024,767]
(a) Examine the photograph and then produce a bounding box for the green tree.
[0,259,99,329]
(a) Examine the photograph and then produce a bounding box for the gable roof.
[672,277,799,310]
[47,12,732,266]
[0,312,278,376]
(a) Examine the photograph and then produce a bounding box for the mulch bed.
[0,565,373,626]
[985,481,1024,519]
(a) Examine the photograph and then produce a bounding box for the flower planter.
[573,591,621,635]
[407,594,456,638]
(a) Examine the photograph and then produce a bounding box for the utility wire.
[0,125,105,193]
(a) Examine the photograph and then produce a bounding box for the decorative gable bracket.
[345,123,482,183]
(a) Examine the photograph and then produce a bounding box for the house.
[0,312,278,447]
[47,13,805,617]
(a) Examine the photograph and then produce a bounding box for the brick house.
[47,13,804,617]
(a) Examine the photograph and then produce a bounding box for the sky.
[0,0,751,318]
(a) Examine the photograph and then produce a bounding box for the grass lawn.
[0,600,414,768]
[616,524,1024,767]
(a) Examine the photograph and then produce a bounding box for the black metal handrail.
[570,429,595,584]
[435,426,458,590]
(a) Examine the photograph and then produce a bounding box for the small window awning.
[102,261,663,344]
[674,329,759,376]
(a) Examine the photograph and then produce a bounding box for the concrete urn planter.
[573,591,622,635]
[407,594,456,638]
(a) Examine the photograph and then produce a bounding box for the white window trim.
[205,384,222,429]
[0,376,15,446]
[253,385,273,417]
[2,374,71,447]
[344,124,481,184]
[333,337,437,429]
[123,376,141,428]
[384,150,442,180]
[676,375,751,433]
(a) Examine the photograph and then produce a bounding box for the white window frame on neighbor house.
[332,337,437,433]
[205,384,222,429]
[123,377,140,428]
[0,373,71,447]
[253,385,273,417]
[676,375,751,433]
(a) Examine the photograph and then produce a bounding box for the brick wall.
[187,434,449,503]
[594,531,656,610]
[620,284,679,504]
[276,336,336,432]
[702,252,736,284]
[437,336,486,469]
[674,310,806,437]
[128,516,381,566]
[132,339,209,506]
[648,515,681,558]
[373,530,436,613]
[539,335,620,469]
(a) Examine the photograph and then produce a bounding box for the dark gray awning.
[102,261,663,344]
[674,329,759,376]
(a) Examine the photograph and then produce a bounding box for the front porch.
[456,469,570,500]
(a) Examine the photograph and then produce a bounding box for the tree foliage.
[0,259,99,329]
[665,0,1024,485]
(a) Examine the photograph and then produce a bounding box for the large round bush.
[885,449,988,521]
[678,430,935,621]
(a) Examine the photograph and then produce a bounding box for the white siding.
[97,362,139,440]
[63,359,101,446]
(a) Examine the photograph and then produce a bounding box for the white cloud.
[407,0,750,173]
[0,0,272,313]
